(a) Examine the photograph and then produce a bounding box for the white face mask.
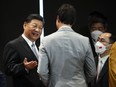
[95,41,106,54]
[91,30,103,43]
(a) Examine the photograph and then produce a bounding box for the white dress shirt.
[22,34,39,59]
[97,55,109,79]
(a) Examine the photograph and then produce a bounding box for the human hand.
[23,58,37,70]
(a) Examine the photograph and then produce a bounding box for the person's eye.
[32,25,37,28]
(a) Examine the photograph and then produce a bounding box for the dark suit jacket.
[91,57,109,87]
[3,36,45,87]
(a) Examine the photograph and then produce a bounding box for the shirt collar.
[99,55,109,64]
[22,34,35,47]
[58,25,71,30]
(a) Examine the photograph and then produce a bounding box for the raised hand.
[23,58,38,70]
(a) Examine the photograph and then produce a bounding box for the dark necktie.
[96,60,103,80]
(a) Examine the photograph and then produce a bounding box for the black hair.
[88,11,108,29]
[56,4,76,25]
[25,14,44,23]
[109,34,116,44]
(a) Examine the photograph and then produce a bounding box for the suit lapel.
[97,58,108,82]
[18,36,37,58]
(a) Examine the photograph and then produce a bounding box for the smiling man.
[3,14,45,87]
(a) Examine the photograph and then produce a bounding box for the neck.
[100,50,110,58]
[58,24,71,29]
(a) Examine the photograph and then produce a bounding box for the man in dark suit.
[92,32,116,87]
[3,14,45,87]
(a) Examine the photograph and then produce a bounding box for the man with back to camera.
[3,14,45,87]
[37,4,96,87]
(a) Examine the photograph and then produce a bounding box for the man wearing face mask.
[88,11,108,58]
[88,11,108,44]
[91,32,116,87]
[90,22,107,44]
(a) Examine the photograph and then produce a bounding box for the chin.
[33,37,39,41]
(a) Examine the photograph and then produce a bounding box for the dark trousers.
[0,71,7,87]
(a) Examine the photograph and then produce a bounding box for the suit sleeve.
[109,42,116,87]
[84,38,96,83]
[37,43,49,86]
[3,42,28,76]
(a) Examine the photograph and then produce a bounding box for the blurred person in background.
[88,11,108,57]
[0,71,7,87]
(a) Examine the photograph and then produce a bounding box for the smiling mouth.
[32,32,39,36]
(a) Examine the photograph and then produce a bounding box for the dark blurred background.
[1,0,116,87]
